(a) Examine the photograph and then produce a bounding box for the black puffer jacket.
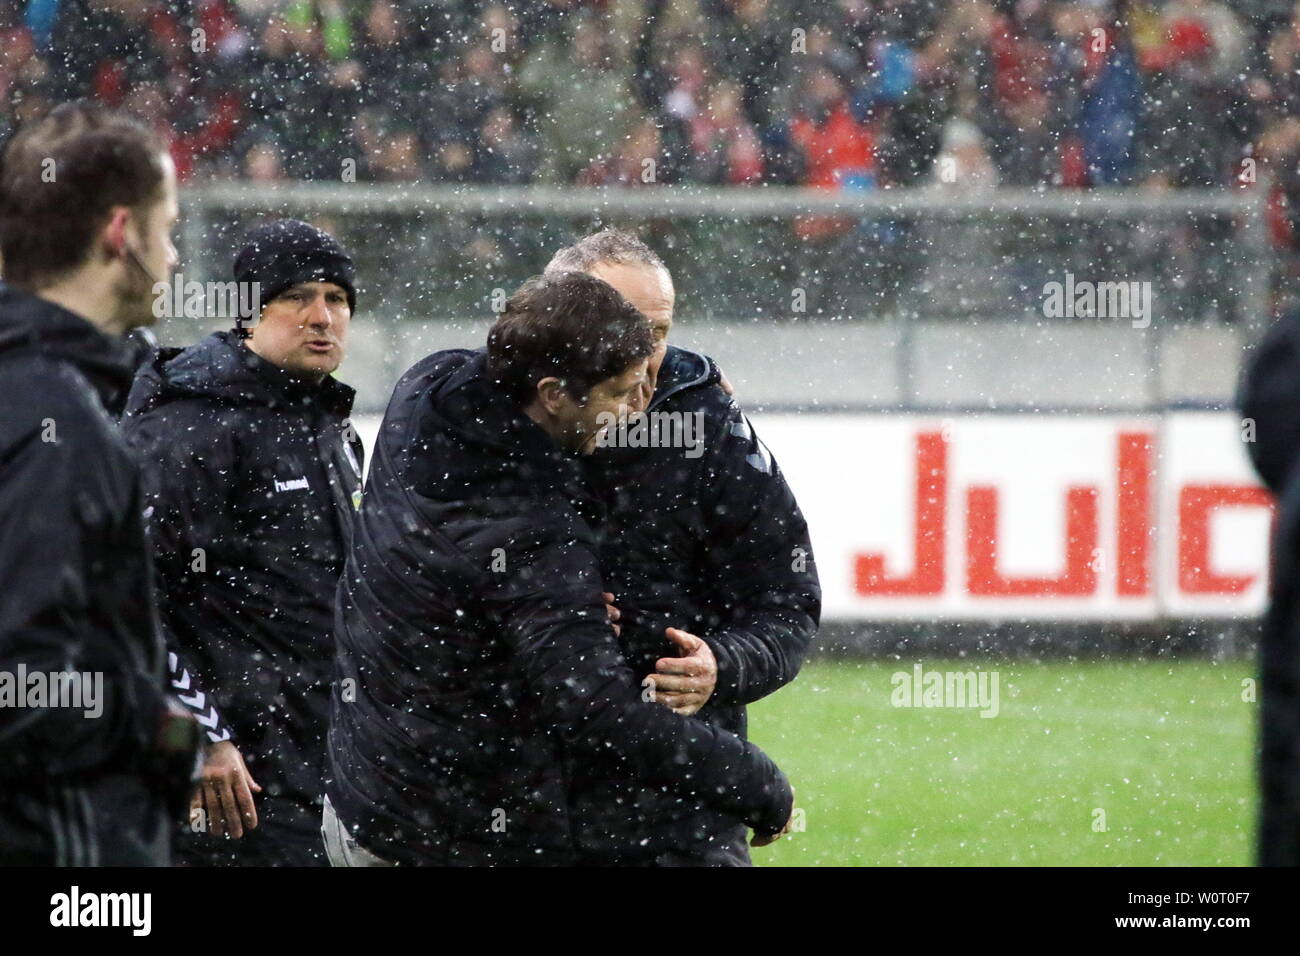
[121,331,362,827]
[326,348,794,866]
[572,346,820,863]
[0,283,180,865]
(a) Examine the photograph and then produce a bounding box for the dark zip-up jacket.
[572,345,820,863]
[121,331,362,826]
[326,348,794,865]
[0,283,178,865]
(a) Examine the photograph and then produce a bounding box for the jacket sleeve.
[122,403,233,745]
[480,518,794,836]
[693,397,821,705]
[167,651,231,745]
[0,410,167,778]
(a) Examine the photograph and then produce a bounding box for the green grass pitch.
[747,657,1256,866]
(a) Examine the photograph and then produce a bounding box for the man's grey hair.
[544,228,671,281]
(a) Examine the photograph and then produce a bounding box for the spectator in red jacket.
[789,63,875,240]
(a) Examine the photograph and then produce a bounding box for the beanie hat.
[232,219,357,334]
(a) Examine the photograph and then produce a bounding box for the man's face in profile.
[566,359,649,455]
[114,151,179,332]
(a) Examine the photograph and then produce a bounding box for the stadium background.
[8,0,1297,863]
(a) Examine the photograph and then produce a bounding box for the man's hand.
[751,788,797,847]
[602,592,621,637]
[644,627,716,715]
[192,740,261,839]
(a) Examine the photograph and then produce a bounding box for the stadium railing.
[175,184,1276,415]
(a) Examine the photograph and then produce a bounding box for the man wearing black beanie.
[121,219,364,866]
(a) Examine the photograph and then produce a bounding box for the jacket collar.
[130,330,355,418]
[648,345,719,411]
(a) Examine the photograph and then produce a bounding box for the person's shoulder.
[122,379,231,437]
[121,358,243,461]
[1242,308,1300,394]
[0,352,116,439]
[123,334,235,413]
[390,347,479,403]
[404,347,478,379]
[0,358,130,491]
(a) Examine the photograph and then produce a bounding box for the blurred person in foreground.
[546,228,820,866]
[1238,288,1300,867]
[0,101,200,865]
[323,271,794,865]
[122,219,364,866]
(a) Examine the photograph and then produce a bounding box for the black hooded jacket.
[571,346,821,863]
[121,331,362,815]
[0,283,177,865]
[1238,308,1300,865]
[326,348,794,865]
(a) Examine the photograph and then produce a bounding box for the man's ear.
[101,206,132,261]
[534,377,571,416]
[238,309,266,341]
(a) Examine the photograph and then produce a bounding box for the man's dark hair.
[544,227,669,278]
[487,272,653,407]
[0,100,167,290]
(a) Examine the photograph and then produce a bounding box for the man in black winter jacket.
[1238,306,1300,866]
[0,102,200,865]
[325,271,795,866]
[546,229,820,866]
[122,220,364,866]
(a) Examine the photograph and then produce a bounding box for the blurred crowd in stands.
[2,0,1300,249]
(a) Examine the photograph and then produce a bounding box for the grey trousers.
[321,795,395,867]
